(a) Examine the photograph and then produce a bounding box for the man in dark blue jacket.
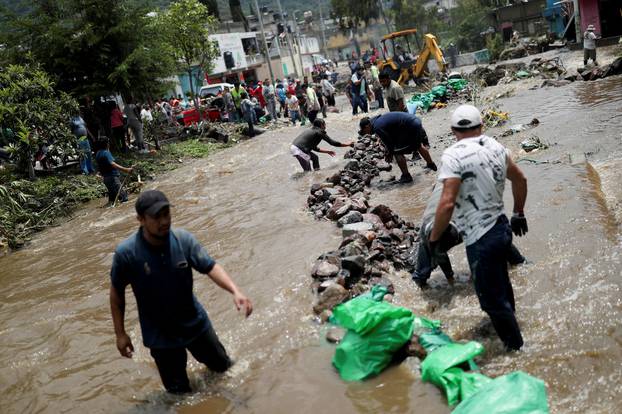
[109,190,253,393]
[359,112,437,183]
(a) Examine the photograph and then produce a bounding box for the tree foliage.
[0,0,178,99]
[0,64,79,178]
[331,0,380,30]
[155,0,219,102]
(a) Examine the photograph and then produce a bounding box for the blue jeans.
[289,110,300,124]
[466,215,523,350]
[77,138,94,174]
[351,93,368,115]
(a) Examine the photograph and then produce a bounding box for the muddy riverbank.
[0,48,620,414]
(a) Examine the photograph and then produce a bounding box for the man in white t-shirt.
[285,91,301,125]
[429,104,529,351]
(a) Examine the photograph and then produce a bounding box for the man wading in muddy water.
[290,118,354,171]
[358,112,437,183]
[429,104,528,351]
[109,190,253,393]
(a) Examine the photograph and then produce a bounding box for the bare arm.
[110,285,134,357]
[506,157,527,214]
[207,264,253,317]
[111,162,133,174]
[430,178,461,242]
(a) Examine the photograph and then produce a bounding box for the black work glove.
[426,162,438,171]
[427,240,446,267]
[511,213,528,237]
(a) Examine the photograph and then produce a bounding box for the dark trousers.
[103,175,127,203]
[351,94,368,115]
[308,110,319,123]
[295,151,320,171]
[466,215,523,350]
[150,323,232,394]
[374,87,384,109]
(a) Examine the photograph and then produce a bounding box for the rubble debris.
[520,136,549,152]
[500,118,540,136]
[579,57,622,81]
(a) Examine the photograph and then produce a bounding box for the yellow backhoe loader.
[376,29,447,85]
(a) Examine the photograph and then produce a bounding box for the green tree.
[199,0,220,19]
[0,64,79,179]
[331,0,380,30]
[0,0,178,99]
[155,0,219,114]
[448,0,495,52]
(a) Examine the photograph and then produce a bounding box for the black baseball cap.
[135,190,170,216]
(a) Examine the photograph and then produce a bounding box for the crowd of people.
[220,74,339,136]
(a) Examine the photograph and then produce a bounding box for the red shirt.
[110,108,124,128]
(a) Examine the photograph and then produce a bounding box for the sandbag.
[331,285,415,381]
[421,342,486,405]
[452,371,550,414]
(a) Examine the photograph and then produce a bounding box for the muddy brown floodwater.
[0,75,621,414]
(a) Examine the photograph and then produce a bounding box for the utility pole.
[252,0,275,83]
[275,0,299,76]
[318,0,328,58]
[293,11,306,76]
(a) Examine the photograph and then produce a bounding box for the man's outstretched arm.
[207,264,253,317]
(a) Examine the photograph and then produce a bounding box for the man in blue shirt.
[358,112,437,183]
[94,137,132,204]
[109,190,253,393]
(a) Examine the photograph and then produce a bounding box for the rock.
[344,160,360,171]
[342,221,374,237]
[362,213,385,230]
[350,282,369,297]
[311,260,340,279]
[327,172,342,185]
[326,327,346,344]
[313,283,349,314]
[326,198,351,220]
[337,211,363,227]
[318,280,335,293]
[341,255,366,278]
[376,160,392,171]
[541,79,571,88]
[350,197,368,213]
[384,294,394,303]
[370,205,394,224]
[369,275,395,294]
[319,309,333,323]
[341,241,366,257]
[363,231,376,242]
[406,335,427,359]
[499,45,527,61]
[390,228,405,241]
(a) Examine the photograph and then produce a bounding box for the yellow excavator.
[376,29,447,85]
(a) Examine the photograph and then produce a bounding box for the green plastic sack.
[430,85,447,97]
[452,371,550,414]
[421,342,486,405]
[331,285,415,381]
[447,78,468,91]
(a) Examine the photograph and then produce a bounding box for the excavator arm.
[413,34,447,79]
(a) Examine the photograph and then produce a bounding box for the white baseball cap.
[451,104,483,129]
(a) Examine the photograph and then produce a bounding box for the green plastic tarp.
[331,285,415,381]
[452,371,550,414]
[447,78,468,91]
[421,341,486,405]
